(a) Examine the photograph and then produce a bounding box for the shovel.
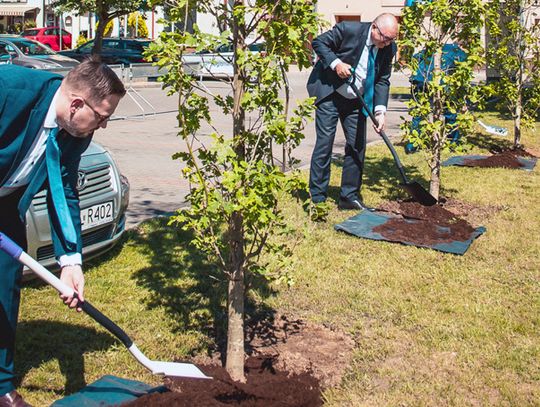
[347,74,437,206]
[477,120,508,137]
[0,232,211,380]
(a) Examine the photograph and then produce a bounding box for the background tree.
[128,11,149,38]
[486,0,540,148]
[95,19,114,37]
[400,0,485,200]
[146,0,320,382]
[52,0,148,54]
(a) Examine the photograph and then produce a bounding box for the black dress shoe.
[0,391,32,407]
[338,198,375,212]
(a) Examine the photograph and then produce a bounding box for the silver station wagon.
[24,142,129,277]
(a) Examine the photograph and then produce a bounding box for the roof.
[0,4,40,16]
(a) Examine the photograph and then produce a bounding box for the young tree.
[146,0,320,382]
[52,0,148,54]
[486,0,540,147]
[400,0,485,200]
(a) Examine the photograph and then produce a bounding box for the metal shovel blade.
[402,181,438,206]
[127,344,211,379]
[148,361,211,379]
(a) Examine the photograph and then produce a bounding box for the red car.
[21,27,72,51]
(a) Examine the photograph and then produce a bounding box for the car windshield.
[198,42,264,54]
[22,29,40,36]
[11,39,55,55]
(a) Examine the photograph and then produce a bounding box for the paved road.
[94,69,411,228]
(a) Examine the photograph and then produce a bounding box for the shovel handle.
[78,297,133,348]
[0,232,133,349]
[346,73,410,184]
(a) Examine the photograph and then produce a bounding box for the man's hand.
[335,62,352,79]
[60,265,85,312]
[373,112,386,133]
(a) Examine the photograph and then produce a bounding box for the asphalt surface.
[94,68,412,228]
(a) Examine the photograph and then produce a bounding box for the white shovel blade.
[478,120,508,136]
[149,360,211,379]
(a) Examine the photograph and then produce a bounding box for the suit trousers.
[0,189,26,395]
[309,92,367,203]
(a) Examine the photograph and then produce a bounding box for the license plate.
[80,202,114,231]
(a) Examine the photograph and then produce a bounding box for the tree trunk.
[92,12,109,56]
[429,48,443,201]
[514,94,522,148]
[429,139,441,201]
[225,0,247,383]
[225,212,245,382]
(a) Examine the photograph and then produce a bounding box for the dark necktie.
[362,45,376,117]
[45,127,77,246]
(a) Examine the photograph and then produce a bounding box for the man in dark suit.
[307,13,398,211]
[0,59,125,406]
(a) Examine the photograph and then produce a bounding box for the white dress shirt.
[0,89,82,266]
[330,28,386,114]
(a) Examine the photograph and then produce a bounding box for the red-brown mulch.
[126,356,322,407]
[374,201,476,245]
[463,147,538,169]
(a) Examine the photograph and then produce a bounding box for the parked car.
[59,37,153,66]
[0,35,79,69]
[24,141,130,278]
[21,27,72,51]
[182,41,265,77]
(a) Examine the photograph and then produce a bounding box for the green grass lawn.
[17,116,539,406]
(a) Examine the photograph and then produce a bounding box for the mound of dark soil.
[375,201,476,245]
[125,356,322,407]
[463,147,538,169]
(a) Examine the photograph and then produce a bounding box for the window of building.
[335,15,361,23]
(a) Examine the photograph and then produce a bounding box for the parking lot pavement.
[94,70,409,228]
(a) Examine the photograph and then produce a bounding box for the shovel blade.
[149,360,211,379]
[402,181,437,206]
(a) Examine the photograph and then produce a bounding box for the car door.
[0,42,12,65]
[43,28,58,51]
[102,39,123,64]
[59,29,71,49]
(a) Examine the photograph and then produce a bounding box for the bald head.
[371,13,399,49]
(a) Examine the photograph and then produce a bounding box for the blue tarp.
[335,210,485,255]
[442,155,537,171]
[51,375,167,407]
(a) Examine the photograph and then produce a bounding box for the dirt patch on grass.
[463,147,538,169]
[439,197,504,228]
[246,314,356,388]
[125,315,355,406]
[375,201,476,245]
[373,198,503,246]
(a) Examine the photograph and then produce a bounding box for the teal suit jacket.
[0,65,92,257]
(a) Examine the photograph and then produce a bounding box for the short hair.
[64,56,126,102]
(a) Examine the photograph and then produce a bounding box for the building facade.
[1,1,538,49]
[316,0,406,26]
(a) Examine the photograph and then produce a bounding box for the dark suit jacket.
[0,65,92,257]
[307,21,397,107]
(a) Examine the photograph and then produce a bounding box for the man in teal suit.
[0,58,125,406]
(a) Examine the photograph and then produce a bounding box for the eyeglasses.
[82,97,111,124]
[374,24,396,43]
